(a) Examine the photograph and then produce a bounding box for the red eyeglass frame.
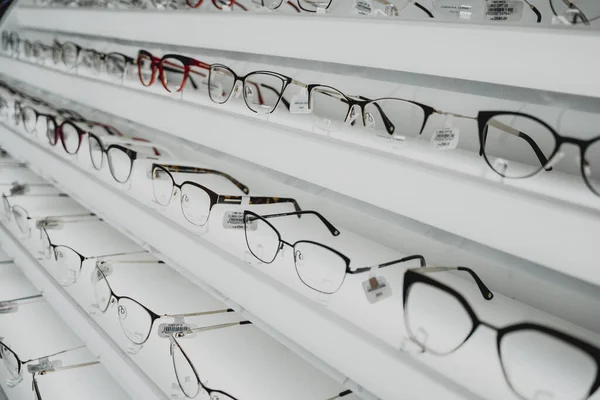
[137,50,210,93]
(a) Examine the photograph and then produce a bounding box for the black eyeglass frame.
[477,111,600,197]
[403,269,600,400]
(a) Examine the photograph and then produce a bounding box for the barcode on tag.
[354,0,373,15]
[431,128,460,150]
[223,211,257,230]
[485,0,523,21]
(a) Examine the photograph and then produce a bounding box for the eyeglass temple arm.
[86,250,151,261]
[164,308,235,319]
[99,260,164,265]
[253,210,339,235]
[153,163,250,194]
[104,137,173,158]
[1,293,43,303]
[418,266,493,300]
[23,344,87,364]
[218,196,302,214]
[350,254,426,275]
[177,320,252,339]
[33,360,100,377]
[484,119,551,170]
[8,193,68,198]
[326,389,353,400]
[37,212,96,220]
[561,0,589,24]
[522,0,542,22]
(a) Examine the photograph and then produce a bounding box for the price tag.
[0,301,18,314]
[290,89,311,114]
[431,128,459,150]
[484,0,523,21]
[158,323,198,338]
[362,276,392,304]
[433,0,480,17]
[354,0,373,15]
[27,358,62,373]
[223,211,257,230]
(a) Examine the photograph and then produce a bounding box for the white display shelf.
[0,220,168,400]
[1,56,600,289]
[0,121,481,400]
[13,7,600,98]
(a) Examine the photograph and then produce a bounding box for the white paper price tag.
[362,276,392,304]
[354,0,373,15]
[289,89,311,114]
[431,128,459,150]
[485,0,523,21]
[223,211,257,230]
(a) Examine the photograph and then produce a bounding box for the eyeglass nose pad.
[244,85,255,101]
[294,249,305,266]
[545,151,565,170]
[347,106,359,124]
[365,112,376,130]
[233,83,242,99]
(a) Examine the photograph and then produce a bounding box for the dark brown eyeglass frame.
[151,164,300,226]
[403,269,600,400]
[477,110,600,197]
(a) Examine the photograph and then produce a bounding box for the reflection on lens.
[106,54,126,79]
[160,57,187,93]
[21,107,37,133]
[363,98,425,138]
[172,341,200,398]
[117,298,152,344]
[209,65,236,104]
[137,54,155,86]
[584,140,600,196]
[11,205,29,234]
[60,122,82,154]
[107,147,133,183]
[500,329,597,400]
[310,85,350,132]
[260,0,284,9]
[244,215,280,263]
[243,72,285,114]
[53,245,82,286]
[92,266,112,312]
[404,282,474,354]
[179,183,211,226]
[550,0,600,23]
[62,42,79,68]
[482,114,556,179]
[297,0,331,11]
[152,167,174,206]
[46,118,58,146]
[88,135,104,170]
[0,343,19,377]
[293,241,346,294]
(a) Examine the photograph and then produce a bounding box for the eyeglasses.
[1,31,20,56]
[243,210,426,294]
[477,111,600,197]
[52,39,82,69]
[31,360,101,400]
[2,192,69,223]
[91,264,236,345]
[256,0,432,16]
[79,49,134,79]
[185,0,247,10]
[92,139,166,184]
[208,64,299,114]
[549,0,600,25]
[403,267,600,400]
[151,163,300,227]
[22,40,53,62]
[296,83,475,135]
[14,100,56,137]
[137,50,209,93]
[40,224,156,286]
